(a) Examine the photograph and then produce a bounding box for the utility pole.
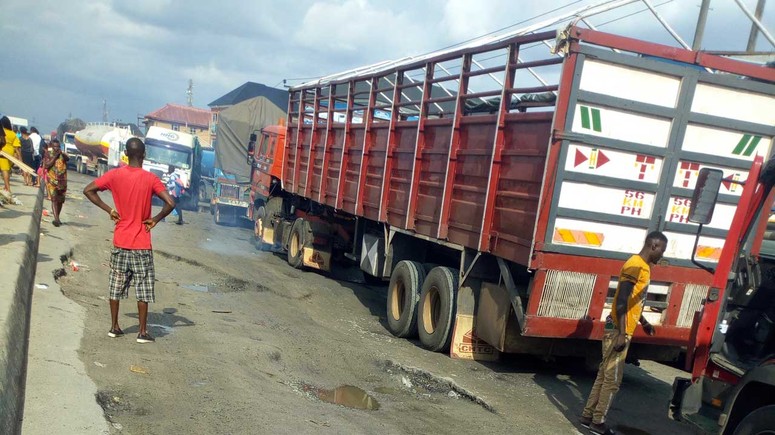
[102,99,109,122]
[187,79,194,106]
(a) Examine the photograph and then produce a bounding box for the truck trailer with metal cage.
[247,25,775,363]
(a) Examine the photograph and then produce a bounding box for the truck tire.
[417,266,459,352]
[77,158,87,174]
[733,404,775,435]
[287,219,307,269]
[386,261,425,338]
[253,206,270,251]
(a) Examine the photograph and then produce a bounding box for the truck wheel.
[386,261,425,338]
[253,206,270,251]
[733,404,775,435]
[287,219,306,269]
[417,266,459,352]
[77,159,87,174]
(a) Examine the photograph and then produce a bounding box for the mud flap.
[450,282,499,361]
[669,377,702,420]
[302,247,331,271]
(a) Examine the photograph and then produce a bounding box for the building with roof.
[208,82,288,147]
[143,103,212,147]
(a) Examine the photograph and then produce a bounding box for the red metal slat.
[291,89,307,194]
[355,77,379,216]
[404,64,434,230]
[304,88,321,199]
[317,87,336,204]
[570,26,775,83]
[437,54,471,240]
[523,317,689,345]
[335,82,356,210]
[379,72,404,223]
[282,90,296,186]
[478,43,518,252]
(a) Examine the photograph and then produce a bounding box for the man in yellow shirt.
[580,231,667,435]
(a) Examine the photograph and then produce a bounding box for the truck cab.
[671,157,775,434]
[143,126,202,210]
[62,132,81,170]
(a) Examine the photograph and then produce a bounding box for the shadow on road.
[124,308,195,338]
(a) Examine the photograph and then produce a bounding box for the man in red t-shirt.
[83,137,175,344]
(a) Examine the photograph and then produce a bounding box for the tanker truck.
[72,122,142,176]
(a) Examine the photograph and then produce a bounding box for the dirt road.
[36,171,699,435]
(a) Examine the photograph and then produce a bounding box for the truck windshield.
[145,144,192,169]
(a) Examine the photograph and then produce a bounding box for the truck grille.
[677,284,708,327]
[537,270,596,319]
[150,169,164,179]
[220,184,240,199]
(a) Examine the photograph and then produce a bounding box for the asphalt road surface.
[29,170,700,435]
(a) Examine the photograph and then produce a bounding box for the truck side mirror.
[247,133,257,165]
[688,168,723,225]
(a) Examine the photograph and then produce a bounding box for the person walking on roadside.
[29,127,43,186]
[165,164,184,225]
[0,116,21,197]
[19,127,34,186]
[580,231,667,435]
[83,138,175,344]
[44,139,69,226]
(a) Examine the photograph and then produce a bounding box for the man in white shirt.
[29,127,42,186]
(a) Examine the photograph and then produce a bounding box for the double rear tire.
[386,261,425,338]
[417,267,458,352]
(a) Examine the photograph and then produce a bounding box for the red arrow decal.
[574,149,588,167]
[596,150,610,168]
[721,180,732,191]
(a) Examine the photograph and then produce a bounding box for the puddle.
[302,384,380,410]
[181,284,211,292]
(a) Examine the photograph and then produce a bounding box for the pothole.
[378,360,496,413]
[292,382,380,410]
[155,250,267,293]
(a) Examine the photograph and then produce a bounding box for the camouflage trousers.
[582,329,630,425]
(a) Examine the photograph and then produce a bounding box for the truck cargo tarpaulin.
[215,95,287,183]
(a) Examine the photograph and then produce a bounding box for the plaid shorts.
[109,248,155,303]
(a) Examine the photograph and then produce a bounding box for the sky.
[0,0,772,135]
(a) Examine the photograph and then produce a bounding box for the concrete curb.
[0,185,44,434]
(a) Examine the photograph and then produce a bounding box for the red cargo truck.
[247,25,775,363]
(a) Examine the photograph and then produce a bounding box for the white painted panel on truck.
[682,124,772,163]
[664,231,726,262]
[691,84,775,125]
[571,104,671,148]
[565,144,663,183]
[664,197,737,231]
[558,182,656,219]
[671,161,749,196]
[579,60,680,108]
[552,217,646,254]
